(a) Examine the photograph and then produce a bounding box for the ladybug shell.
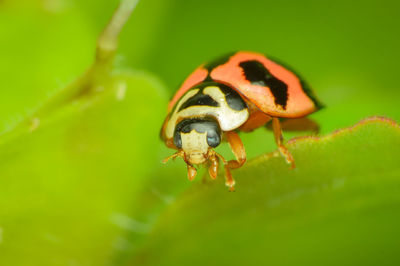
[168,51,323,118]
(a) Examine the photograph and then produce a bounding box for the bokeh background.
[0,0,399,265]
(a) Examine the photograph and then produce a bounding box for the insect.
[160,51,323,191]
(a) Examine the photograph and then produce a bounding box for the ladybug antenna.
[162,150,185,164]
[162,150,198,182]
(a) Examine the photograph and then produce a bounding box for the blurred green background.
[0,0,399,265]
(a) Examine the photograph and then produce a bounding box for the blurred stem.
[0,0,139,145]
[96,0,139,62]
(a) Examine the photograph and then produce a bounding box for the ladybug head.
[172,117,221,164]
[162,116,229,182]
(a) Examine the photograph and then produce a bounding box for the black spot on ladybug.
[195,82,247,111]
[217,83,247,111]
[173,117,221,148]
[239,60,288,109]
[204,52,236,72]
[268,56,324,110]
[178,89,219,112]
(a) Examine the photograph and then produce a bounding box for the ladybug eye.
[173,131,182,148]
[207,131,221,148]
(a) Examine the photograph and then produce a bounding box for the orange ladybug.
[160,51,323,191]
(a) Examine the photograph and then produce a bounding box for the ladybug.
[160,51,323,191]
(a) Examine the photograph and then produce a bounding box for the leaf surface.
[0,72,168,266]
[127,117,400,266]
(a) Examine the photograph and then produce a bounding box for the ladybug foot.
[224,166,236,192]
[187,164,197,181]
[278,145,296,169]
[272,118,296,169]
[212,150,237,191]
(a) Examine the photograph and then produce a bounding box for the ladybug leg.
[208,154,219,180]
[210,131,246,191]
[213,152,235,191]
[162,150,199,181]
[224,166,236,192]
[272,117,295,168]
[225,131,247,169]
[162,150,184,164]
[187,164,197,181]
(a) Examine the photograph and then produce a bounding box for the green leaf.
[127,117,400,266]
[0,71,168,266]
